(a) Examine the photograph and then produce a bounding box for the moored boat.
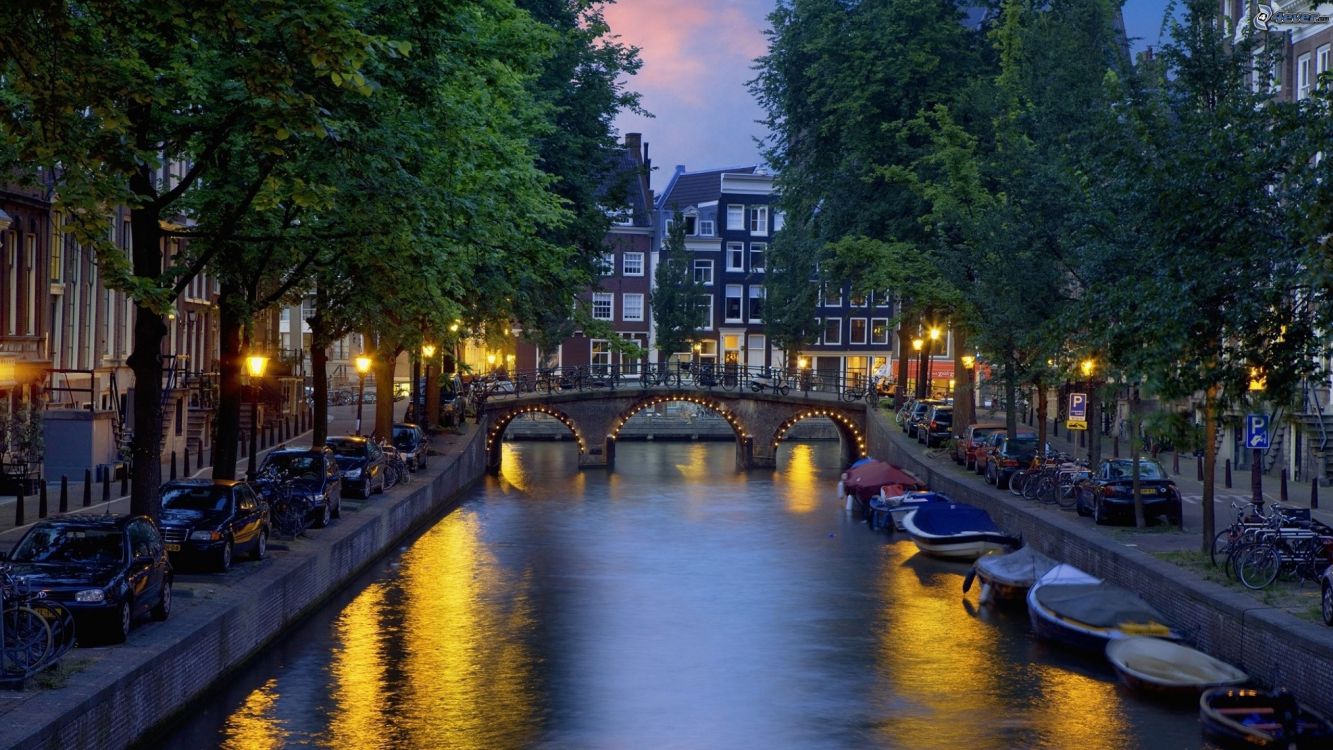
[900,503,1019,560]
[1199,687,1333,749]
[963,545,1056,605]
[1106,638,1247,700]
[1027,564,1180,652]
[870,490,951,532]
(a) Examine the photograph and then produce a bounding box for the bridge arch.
[769,408,867,468]
[486,404,585,474]
[607,395,752,443]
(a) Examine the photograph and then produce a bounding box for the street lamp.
[925,328,941,397]
[354,355,373,435]
[1080,358,1095,378]
[245,354,269,478]
[912,337,924,398]
[486,352,497,375]
[798,355,810,395]
[1249,367,1266,508]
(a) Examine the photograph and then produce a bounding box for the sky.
[607,0,1175,196]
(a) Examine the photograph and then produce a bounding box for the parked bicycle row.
[0,422,432,686]
[1210,501,1333,614]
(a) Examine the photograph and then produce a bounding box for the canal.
[152,440,1201,749]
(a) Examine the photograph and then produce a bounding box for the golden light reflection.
[872,541,1134,749]
[674,442,714,482]
[499,442,529,492]
[221,677,287,750]
[327,583,390,750]
[778,443,820,514]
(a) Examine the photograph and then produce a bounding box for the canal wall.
[0,425,490,750]
[865,408,1333,717]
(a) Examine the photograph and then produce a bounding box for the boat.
[1199,687,1333,749]
[870,490,951,532]
[900,503,1020,560]
[963,545,1056,605]
[1106,638,1247,700]
[1027,564,1180,652]
[841,459,923,516]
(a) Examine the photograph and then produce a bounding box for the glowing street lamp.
[912,337,924,398]
[354,355,373,435]
[1249,368,1266,507]
[245,354,269,478]
[1080,358,1096,378]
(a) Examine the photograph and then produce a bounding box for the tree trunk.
[309,340,330,446]
[895,319,910,408]
[1088,385,1101,466]
[126,177,166,521]
[211,285,245,480]
[1201,385,1219,552]
[1131,386,1144,528]
[953,330,972,432]
[1004,357,1018,439]
[374,352,395,439]
[425,361,440,432]
[1035,381,1048,453]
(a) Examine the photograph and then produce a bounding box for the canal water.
[153,441,1202,749]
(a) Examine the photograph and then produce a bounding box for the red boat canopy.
[845,460,923,499]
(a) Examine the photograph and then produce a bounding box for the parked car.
[905,398,948,440]
[258,446,343,527]
[896,398,918,430]
[1074,458,1183,526]
[325,436,386,498]
[1321,564,1333,626]
[392,422,429,471]
[4,514,172,643]
[920,405,954,448]
[974,428,1036,477]
[985,434,1042,490]
[158,479,270,571]
[953,421,1006,469]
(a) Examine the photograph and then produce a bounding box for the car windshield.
[263,454,321,475]
[932,411,952,424]
[1108,460,1168,480]
[162,486,229,512]
[326,439,366,457]
[1007,438,1038,453]
[10,526,124,564]
[392,428,417,447]
[973,427,1003,439]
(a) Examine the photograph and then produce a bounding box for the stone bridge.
[480,387,870,473]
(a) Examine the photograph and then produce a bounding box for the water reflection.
[163,441,1199,750]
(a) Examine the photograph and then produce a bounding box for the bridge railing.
[468,364,893,407]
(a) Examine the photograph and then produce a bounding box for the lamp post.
[422,343,437,429]
[1080,358,1097,462]
[925,327,941,398]
[1249,368,1266,508]
[354,355,373,435]
[912,337,924,399]
[245,354,269,478]
[486,352,497,375]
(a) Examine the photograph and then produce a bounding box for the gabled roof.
[600,144,652,228]
[656,165,757,213]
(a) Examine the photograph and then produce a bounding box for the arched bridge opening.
[769,408,867,470]
[486,405,585,475]
[604,394,753,472]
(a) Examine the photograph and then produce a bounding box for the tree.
[651,216,702,362]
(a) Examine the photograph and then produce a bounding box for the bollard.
[1173,451,1180,475]
[59,476,69,513]
[120,466,128,497]
[1113,436,1119,458]
[1225,459,1232,489]
[1281,469,1288,502]
[14,483,24,526]
[1313,478,1320,510]
[38,482,47,518]
[1079,430,1086,448]
[1197,455,1204,482]
[83,469,93,507]
[102,470,111,503]
[170,451,178,480]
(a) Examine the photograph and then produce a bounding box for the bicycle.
[257,471,311,539]
[0,566,76,683]
[840,382,881,406]
[1234,511,1333,590]
[379,441,410,489]
[1211,501,1275,568]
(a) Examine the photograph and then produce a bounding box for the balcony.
[0,335,47,359]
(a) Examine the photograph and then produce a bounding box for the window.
[748,286,765,322]
[623,252,644,276]
[684,214,698,235]
[725,285,743,322]
[1319,45,1330,90]
[50,234,62,283]
[591,292,613,320]
[699,219,714,236]
[871,318,890,345]
[850,318,867,345]
[596,252,614,275]
[876,291,891,307]
[1299,53,1312,100]
[591,339,611,373]
[773,211,785,232]
[849,292,867,307]
[693,259,714,285]
[623,293,644,322]
[697,294,714,330]
[823,318,841,345]
[822,283,842,307]
[726,204,744,231]
[620,333,642,374]
[726,242,744,271]
[749,205,769,235]
[749,243,766,273]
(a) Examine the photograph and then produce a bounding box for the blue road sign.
[1069,393,1087,419]
[1246,414,1271,449]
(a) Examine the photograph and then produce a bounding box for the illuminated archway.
[606,395,752,444]
[486,405,586,471]
[770,409,867,462]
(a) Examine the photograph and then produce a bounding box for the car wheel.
[218,540,233,572]
[1093,499,1107,525]
[331,496,342,519]
[314,501,332,528]
[1075,493,1091,517]
[1323,584,1333,626]
[151,580,172,622]
[985,466,995,485]
[252,529,268,561]
[361,479,372,498]
[108,599,132,643]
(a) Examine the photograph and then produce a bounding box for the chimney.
[624,132,642,156]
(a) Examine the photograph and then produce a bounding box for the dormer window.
[699,219,714,236]
[683,214,698,235]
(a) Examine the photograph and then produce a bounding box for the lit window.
[871,318,890,345]
[849,292,867,307]
[591,292,613,320]
[623,252,644,276]
[591,339,611,373]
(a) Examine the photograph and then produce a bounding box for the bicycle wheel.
[1055,481,1078,509]
[1238,544,1281,590]
[1035,477,1056,504]
[384,464,399,490]
[1009,471,1028,497]
[1211,529,1237,567]
[866,389,880,407]
[2,606,52,676]
[1022,473,1044,501]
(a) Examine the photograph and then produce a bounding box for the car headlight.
[75,589,106,603]
[344,468,362,479]
[190,530,221,541]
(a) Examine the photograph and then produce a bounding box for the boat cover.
[1033,582,1171,631]
[908,503,1002,536]
[884,490,952,507]
[845,460,923,500]
[975,546,1057,587]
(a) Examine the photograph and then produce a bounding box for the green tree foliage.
[651,216,702,361]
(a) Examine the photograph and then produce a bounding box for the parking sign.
[1246,414,1270,449]
[1068,392,1088,431]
